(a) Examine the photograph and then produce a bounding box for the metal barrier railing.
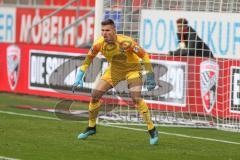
[27,0,78,43]
[25,0,95,47]
[43,9,95,46]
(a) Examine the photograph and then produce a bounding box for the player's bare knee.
[91,90,103,102]
[131,97,142,105]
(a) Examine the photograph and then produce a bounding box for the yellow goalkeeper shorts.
[101,67,142,86]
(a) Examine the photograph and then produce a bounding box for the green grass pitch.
[0,93,240,160]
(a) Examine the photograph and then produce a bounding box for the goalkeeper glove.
[72,70,85,93]
[145,72,156,91]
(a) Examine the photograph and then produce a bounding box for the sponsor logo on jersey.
[200,60,219,113]
[7,45,21,90]
[133,46,140,53]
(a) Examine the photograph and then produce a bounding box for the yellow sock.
[137,99,154,130]
[88,101,102,127]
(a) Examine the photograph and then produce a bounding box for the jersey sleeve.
[130,40,153,73]
[80,39,102,72]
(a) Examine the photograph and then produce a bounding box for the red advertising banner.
[0,43,240,119]
[0,43,91,102]
[15,8,94,48]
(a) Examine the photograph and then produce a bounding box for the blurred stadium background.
[0,0,240,160]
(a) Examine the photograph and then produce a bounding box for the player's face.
[177,24,187,33]
[101,24,116,43]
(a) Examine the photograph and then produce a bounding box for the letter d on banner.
[142,19,153,49]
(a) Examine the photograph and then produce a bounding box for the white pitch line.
[0,110,60,121]
[0,156,21,160]
[0,110,239,145]
[104,124,240,145]
[0,110,87,123]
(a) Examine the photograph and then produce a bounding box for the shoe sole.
[78,131,96,139]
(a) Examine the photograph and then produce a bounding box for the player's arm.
[131,43,153,73]
[80,46,99,72]
[72,43,100,92]
[131,42,156,91]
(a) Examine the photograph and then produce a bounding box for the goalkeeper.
[72,19,158,145]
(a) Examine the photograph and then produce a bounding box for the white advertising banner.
[104,60,187,107]
[140,10,240,59]
[0,7,16,43]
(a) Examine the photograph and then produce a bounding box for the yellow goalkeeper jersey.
[80,34,152,73]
